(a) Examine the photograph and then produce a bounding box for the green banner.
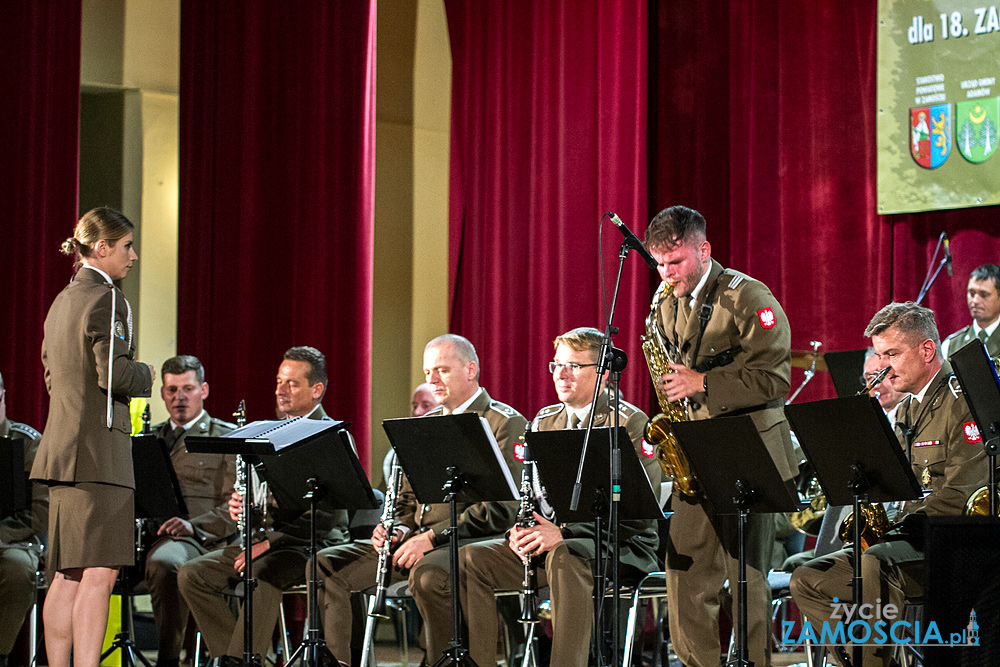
[877,0,1000,213]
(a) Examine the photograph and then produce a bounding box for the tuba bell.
[641,281,698,497]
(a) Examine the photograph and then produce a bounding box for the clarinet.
[517,422,540,625]
[141,403,151,434]
[233,400,247,546]
[369,458,404,619]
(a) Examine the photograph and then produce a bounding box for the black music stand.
[256,428,379,667]
[101,434,189,667]
[950,338,1000,517]
[824,349,868,398]
[0,436,28,519]
[785,395,922,667]
[187,417,346,667]
[382,412,520,667]
[528,426,665,666]
[671,415,798,667]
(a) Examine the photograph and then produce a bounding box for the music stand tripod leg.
[430,468,478,667]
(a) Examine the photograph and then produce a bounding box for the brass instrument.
[516,423,540,625]
[834,366,895,549]
[641,281,697,497]
[233,400,247,546]
[965,485,1000,516]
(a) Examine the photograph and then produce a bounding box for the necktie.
[978,329,989,344]
[568,413,581,429]
[164,425,185,451]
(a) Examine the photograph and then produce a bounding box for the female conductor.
[30,207,155,667]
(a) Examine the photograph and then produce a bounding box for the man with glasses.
[791,302,987,667]
[313,334,526,666]
[941,263,1000,359]
[459,327,662,667]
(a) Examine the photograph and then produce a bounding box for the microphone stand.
[569,238,632,667]
[915,232,951,305]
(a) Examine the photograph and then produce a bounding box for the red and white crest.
[757,308,776,329]
[514,441,525,462]
[641,440,655,458]
[964,422,982,444]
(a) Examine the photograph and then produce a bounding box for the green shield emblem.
[956,97,1000,163]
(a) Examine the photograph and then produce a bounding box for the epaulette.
[611,400,641,419]
[723,270,752,291]
[9,421,41,441]
[942,327,968,343]
[534,403,565,421]
[425,405,445,417]
[211,417,238,430]
[488,400,519,419]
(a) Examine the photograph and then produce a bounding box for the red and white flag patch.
[514,441,525,462]
[964,421,982,444]
[641,440,655,458]
[757,308,776,329]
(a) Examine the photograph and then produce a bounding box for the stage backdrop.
[0,1,83,430]
[179,1,376,469]
[447,0,1000,418]
[445,0,653,420]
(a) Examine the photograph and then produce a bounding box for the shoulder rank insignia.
[489,401,518,418]
[535,403,564,420]
[11,422,42,440]
[114,320,126,339]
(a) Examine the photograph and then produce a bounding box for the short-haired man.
[314,335,526,665]
[791,302,988,667]
[144,355,237,667]
[643,205,799,667]
[179,346,350,664]
[460,327,662,667]
[0,372,46,667]
[941,263,1000,359]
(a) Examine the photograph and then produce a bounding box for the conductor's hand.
[660,363,706,402]
[371,523,401,550]
[508,512,562,559]
[158,517,194,537]
[234,540,270,573]
[392,530,434,570]
[228,491,244,522]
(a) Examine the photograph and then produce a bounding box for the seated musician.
[144,355,237,667]
[178,346,350,665]
[790,302,989,667]
[313,334,526,666]
[0,371,47,667]
[460,327,662,667]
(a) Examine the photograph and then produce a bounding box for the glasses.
[549,362,598,375]
[860,372,881,386]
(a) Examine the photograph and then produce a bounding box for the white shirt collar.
[973,317,1000,338]
[81,264,113,284]
[565,402,592,427]
[687,262,712,307]
[170,409,206,432]
[445,387,483,416]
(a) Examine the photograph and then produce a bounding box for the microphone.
[942,232,953,276]
[608,213,658,271]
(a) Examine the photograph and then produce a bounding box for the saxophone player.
[791,302,987,667]
[312,335,526,666]
[460,327,662,667]
[644,205,797,667]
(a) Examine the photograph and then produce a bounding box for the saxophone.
[516,423,540,625]
[233,400,247,546]
[641,281,698,497]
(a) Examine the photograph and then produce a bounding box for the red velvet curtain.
[179,1,376,468]
[445,0,652,418]
[0,2,82,429]
[651,0,1000,402]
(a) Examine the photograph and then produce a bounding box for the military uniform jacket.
[256,405,350,549]
[394,389,527,546]
[0,418,47,545]
[151,411,237,549]
[654,259,798,481]
[532,391,662,573]
[32,268,153,488]
[941,323,1000,360]
[897,368,988,516]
